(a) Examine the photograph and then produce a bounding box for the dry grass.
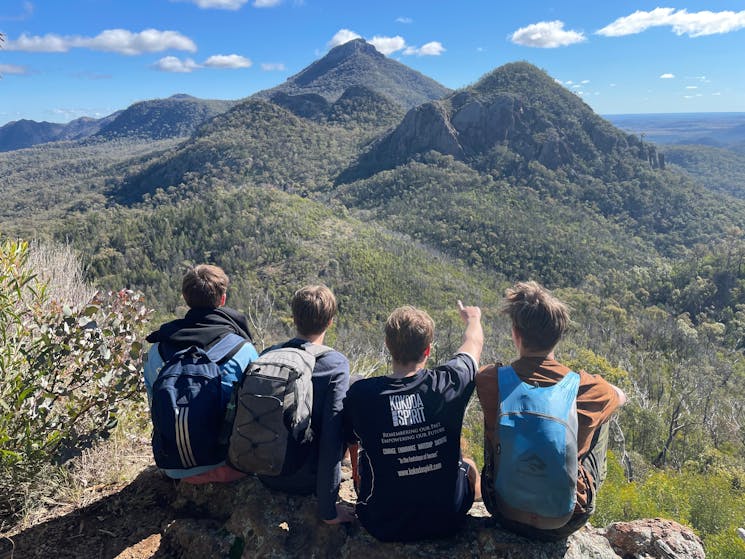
[25,240,96,308]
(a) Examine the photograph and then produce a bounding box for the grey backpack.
[227,341,331,476]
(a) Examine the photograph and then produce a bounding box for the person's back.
[254,285,353,524]
[476,281,625,540]
[343,302,483,542]
[143,264,258,483]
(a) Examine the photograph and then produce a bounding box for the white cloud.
[405,41,445,56]
[685,85,698,90]
[510,20,586,48]
[204,54,252,68]
[7,29,197,55]
[659,73,675,79]
[177,0,249,9]
[7,33,69,52]
[395,17,413,24]
[253,0,281,6]
[596,8,745,37]
[154,56,201,72]
[712,92,722,96]
[328,29,361,48]
[261,62,286,71]
[370,35,406,55]
[0,63,28,75]
[581,79,590,84]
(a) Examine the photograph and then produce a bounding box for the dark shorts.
[456,459,476,517]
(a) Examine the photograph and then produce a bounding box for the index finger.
[457,300,465,311]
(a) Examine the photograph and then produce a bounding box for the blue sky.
[1,1,744,125]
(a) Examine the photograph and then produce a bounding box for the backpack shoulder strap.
[302,342,333,359]
[206,332,247,364]
[497,364,522,394]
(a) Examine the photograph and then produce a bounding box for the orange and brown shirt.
[476,356,621,514]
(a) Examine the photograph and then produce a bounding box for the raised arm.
[456,300,483,366]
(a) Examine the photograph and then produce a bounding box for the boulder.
[605,518,705,559]
[157,475,694,559]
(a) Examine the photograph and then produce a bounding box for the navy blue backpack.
[150,333,246,470]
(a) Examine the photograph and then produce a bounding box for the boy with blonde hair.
[256,285,354,524]
[343,301,483,541]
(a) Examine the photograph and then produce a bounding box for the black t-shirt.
[342,353,477,541]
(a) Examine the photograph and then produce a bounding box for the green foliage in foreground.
[0,239,152,519]
[596,451,745,559]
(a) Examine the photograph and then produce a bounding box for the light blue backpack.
[495,365,580,521]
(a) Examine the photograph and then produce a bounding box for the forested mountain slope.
[662,143,745,199]
[95,94,236,141]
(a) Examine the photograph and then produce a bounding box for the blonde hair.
[385,306,434,364]
[502,281,569,352]
[292,285,337,336]
[181,264,228,309]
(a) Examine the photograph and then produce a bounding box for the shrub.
[0,239,152,519]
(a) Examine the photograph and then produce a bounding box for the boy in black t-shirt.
[342,302,483,542]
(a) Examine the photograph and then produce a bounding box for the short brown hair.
[292,285,337,336]
[385,306,434,365]
[502,281,569,352]
[181,264,228,309]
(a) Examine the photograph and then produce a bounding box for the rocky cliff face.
[343,62,665,182]
[157,474,704,559]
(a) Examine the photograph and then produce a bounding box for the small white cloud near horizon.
[370,35,406,55]
[261,62,286,71]
[685,85,698,90]
[510,20,586,48]
[0,63,28,75]
[253,0,281,7]
[154,56,201,73]
[395,16,413,24]
[581,79,590,84]
[174,0,248,9]
[596,7,745,37]
[403,41,445,56]
[712,92,722,96]
[204,54,252,68]
[7,29,197,55]
[659,73,675,79]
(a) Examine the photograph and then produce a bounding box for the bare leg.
[462,456,482,501]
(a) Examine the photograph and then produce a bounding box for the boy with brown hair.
[144,264,258,483]
[476,281,625,540]
[342,302,483,541]
[256,285,354,524]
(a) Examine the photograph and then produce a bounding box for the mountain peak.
[325,38,384,59]
[255,39,450,110]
